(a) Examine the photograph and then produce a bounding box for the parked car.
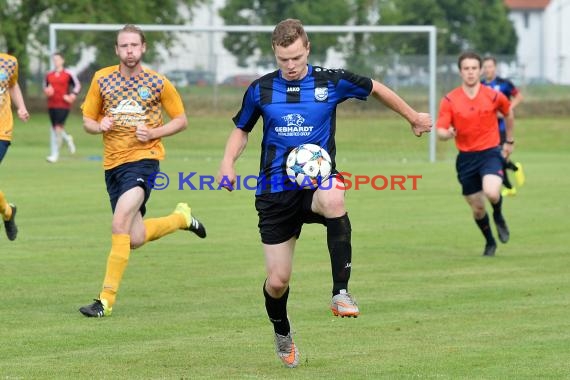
[165,70,215,87]
[221,74,259,87]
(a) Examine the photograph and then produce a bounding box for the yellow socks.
[143,213,186,243]
[98,209,188,306]
[99,234,131,307]
[0,191,12,221]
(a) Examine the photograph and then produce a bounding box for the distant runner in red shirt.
[44,52,81,163]
[436,51,515,257]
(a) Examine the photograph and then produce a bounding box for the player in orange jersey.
[79,25,206,318]
[437,51,514,257]
[0,52,30,241]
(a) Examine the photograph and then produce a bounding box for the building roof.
[504,0,550,10]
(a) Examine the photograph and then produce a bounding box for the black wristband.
[505,140,514,145]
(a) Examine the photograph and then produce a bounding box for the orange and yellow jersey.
[436,85,511,152]
[82,65,185,170]
[0,53,18,142]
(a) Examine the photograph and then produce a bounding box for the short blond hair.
[272,19,309,48]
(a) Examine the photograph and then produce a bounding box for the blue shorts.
[456,147,504,196]
[0,140,10,163]
[104,159,159,216]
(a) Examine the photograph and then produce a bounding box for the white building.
[505,0,570,84]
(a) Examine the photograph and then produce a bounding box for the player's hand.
[502,142,514,159]
[63,93,76,104]
[99,116,113,132]
[44,85,54,97]
[135,124,153,142]
[411,112,432,137]
[17,108,30,122]
[217,163,237,192]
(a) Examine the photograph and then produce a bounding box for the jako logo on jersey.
[287,86,300,92]
[315,87,328,101]
[138,86,151,100]
[282,113,305,127]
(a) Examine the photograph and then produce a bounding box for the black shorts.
[104,159,159,216]
[456,147,504,196]
[255,190,326,245]
[0,140,10,163]
[48,108,70,127]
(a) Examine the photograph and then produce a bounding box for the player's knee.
[111,219,130,234]
[485,189,501,203]
[315,193,345,216]
[265,275,290,294]
[470,202,486,219]
[130,236,145,249]
[129,227,147,249]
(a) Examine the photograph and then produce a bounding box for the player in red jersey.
[44,52,81,163]
[437,51,514,257]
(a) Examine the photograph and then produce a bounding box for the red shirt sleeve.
[436,96,452,129]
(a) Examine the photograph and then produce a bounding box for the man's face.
[52,54,64,71]
[115,32,146,69]
[460,58,482,87]
[482,59,496,81]
[273,37,310,81]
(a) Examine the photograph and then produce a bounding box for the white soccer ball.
[285,144,332,189]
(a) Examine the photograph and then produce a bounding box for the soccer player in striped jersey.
[44,52,81,163]
[437,52,514,257]
[0,52,30,241]
[481,55,525,196]
[79,25,206,318]
[217,19,432,368]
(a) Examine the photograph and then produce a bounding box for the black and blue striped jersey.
[232,64,373,194]
[481,76,519,132]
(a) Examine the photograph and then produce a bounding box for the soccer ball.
[285,144,332,188]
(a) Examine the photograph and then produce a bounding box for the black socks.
[264,283,290,336]
[326,213,352,296]
[475,214,496,245]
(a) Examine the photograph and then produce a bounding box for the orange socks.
[0,191,12,221]
[143,213,186,243]
[99,234,131,307]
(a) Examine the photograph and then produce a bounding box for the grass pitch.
[0,113,568,379]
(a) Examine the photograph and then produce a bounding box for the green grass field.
[0,113,569,379]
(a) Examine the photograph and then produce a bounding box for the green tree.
[0,0,204,94]
[377,0,517,55]
[218,0,516,75]
[219,0,357,67]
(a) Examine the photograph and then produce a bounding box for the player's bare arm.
[8,83,29,122]
[217,128,249,191]
[436,126,456,141]
[135,114,187,142]
[502,110,515,158]
[510,91,524,110]
[370,80,431,136]
[83,116,113,134]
